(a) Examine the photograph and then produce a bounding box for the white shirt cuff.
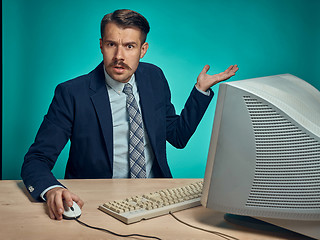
[195,85,211,96]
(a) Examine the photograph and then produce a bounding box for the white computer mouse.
[62,201,82,219]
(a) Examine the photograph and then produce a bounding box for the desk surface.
[0,179,314,240]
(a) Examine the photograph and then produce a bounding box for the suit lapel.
[89,63,114,169]
[135,65,157,153]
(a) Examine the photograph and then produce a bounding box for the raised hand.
[196,64,239,92]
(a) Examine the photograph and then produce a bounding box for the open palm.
[196,65,239,91]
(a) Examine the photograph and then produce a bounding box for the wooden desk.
[0,179,314,240]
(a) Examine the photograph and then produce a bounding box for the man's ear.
[99,38,103,53]
[140,42,149,59]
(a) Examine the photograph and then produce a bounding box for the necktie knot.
[123,83,133,96]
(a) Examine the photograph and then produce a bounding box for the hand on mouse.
[45,187,84,220]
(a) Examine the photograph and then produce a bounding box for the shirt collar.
[103,65,136,95]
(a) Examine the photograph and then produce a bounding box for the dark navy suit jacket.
[21,62,213,201]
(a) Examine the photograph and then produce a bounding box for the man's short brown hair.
[101,9,150,43]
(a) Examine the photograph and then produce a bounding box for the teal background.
[3,0,320,180]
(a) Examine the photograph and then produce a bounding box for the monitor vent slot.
[243,96,320,210]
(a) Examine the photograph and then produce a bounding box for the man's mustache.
[109,61,132,70]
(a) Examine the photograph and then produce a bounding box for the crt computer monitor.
[201,74,320,239]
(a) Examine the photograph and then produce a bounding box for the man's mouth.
[109,61,131,74]
[113,65,126,74]
[114,65,125,69]
[110,61,130,69]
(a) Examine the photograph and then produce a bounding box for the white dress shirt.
[103,67,155,178]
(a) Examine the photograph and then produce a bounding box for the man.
[21,9,238,220]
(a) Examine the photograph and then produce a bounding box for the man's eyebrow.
[103,40,138,46]
[123,41,138,46]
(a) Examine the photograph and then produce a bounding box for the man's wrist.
[195,84,211,96]
[40,185,65,201]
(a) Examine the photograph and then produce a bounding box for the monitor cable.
[169,212,240,240]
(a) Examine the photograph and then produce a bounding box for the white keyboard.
[99,181,203,224]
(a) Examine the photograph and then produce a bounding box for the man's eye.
[127,45,134,49]
[107,43,115,47]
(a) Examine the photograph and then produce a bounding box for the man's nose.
[114,46,124,61]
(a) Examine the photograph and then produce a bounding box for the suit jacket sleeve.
[162,71,214,149]
[21,83,73,201]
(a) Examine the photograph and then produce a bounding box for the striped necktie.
[123,83,147,178]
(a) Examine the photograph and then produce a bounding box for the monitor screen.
[201,74,320,239]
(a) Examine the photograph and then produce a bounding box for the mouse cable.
[73,217,161,240]
[169,212,240,240]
